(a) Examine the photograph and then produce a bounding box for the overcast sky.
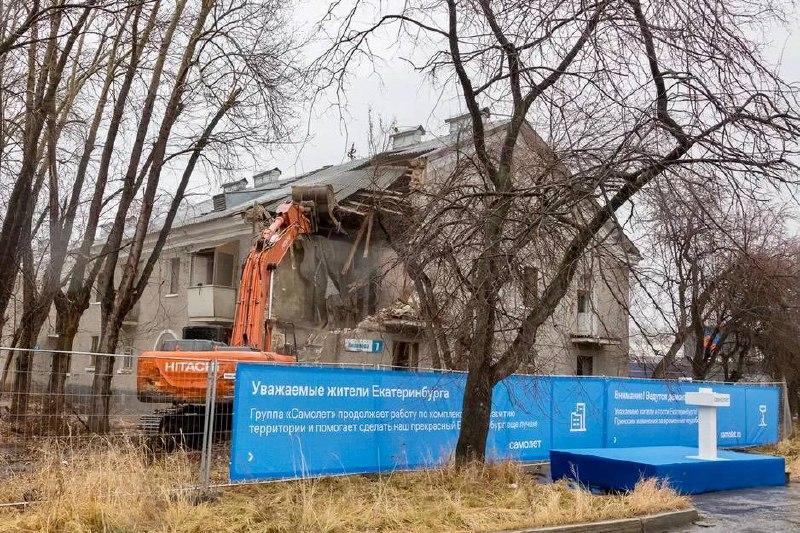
[203,2,800,190]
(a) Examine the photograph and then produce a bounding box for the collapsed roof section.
[161,115,638,263]
[130,118,503,240]
[135,115,641,268]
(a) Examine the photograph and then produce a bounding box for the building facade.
[27,116,639,398]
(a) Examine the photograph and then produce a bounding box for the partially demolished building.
[50,115,639,383]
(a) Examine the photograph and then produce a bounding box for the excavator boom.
[230,201,312,351]
[135,186,336,444]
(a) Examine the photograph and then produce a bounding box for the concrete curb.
[497,508,699,533]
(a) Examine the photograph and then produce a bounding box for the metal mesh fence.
[1,348,144,438]
[0,348,222,495]
[0,347,451,493]
[0,347,385,496]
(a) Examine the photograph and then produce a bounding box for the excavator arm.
[230,201,312,351]
[137,185,336,411]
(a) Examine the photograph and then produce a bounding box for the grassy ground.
[0,445,690,532]
[755,427,800,480]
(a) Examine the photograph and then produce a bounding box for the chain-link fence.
[0,347,408,496]
[0,347,237,491]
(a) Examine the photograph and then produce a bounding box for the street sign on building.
[344,338,384,353]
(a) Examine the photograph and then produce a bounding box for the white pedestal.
[684,387,730,461]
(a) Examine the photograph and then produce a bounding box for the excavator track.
[137,408,179,436]
[138,404,233,449]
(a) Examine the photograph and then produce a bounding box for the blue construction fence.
[229,363,782,482]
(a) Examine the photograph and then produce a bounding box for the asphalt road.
[676,483,800,532]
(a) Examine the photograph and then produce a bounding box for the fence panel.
[224,363,784,483]
[0,347,218,494]
[0,348,790,495]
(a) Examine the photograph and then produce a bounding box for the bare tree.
[692,244,799,382]
[631,180,790,380]
[0,1,112,419]
[86,0,300,432]
[0,0,101,339]
[755,247,800,414]
[320,0,799,462]
[0,0,299,431]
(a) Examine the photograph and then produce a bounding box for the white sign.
[684,390,730,407]
[758,404,768,427]
[570,403,587,432]
[344,339,385,353]
[684,386,731,460]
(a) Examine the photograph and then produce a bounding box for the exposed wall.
[31,216,425,383]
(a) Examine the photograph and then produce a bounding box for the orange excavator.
[136,185,337,443]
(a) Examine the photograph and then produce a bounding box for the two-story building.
[30,114,639,397]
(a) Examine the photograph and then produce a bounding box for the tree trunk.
[87,318,122,434]
[652,332,686,379]
[44,308,81,427]
[9,298,54,416]
[0,348,14,399]
[9,352,32,422]
[454,363,494,464]
[783,377,799,419]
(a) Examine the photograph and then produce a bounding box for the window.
[391,341,419,370]
[191,249,235,287]
[119,345,135,373]
[214,252,234,287]
[521,266,538,306]
[577,355,593,376]
[192,250,215,286]
[577,289,589,313]
[87,336,100,374]
[169,257,180,294]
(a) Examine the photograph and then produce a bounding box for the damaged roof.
[165,158,412,232]
[156,117,638,265]
[161,122,496,232]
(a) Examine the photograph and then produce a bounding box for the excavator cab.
[181,324,230,344]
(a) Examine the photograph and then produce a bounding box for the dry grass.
[0,445,690,532]
[756,427,800,480]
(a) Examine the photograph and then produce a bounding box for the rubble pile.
[358,298,421,329]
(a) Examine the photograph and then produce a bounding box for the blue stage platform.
[550,446,786,494]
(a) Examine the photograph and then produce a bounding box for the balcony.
[187,285,236,323]
[571,311,620,346]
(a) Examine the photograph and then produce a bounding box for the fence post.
[199,359,219,489]
[780,379,793,440]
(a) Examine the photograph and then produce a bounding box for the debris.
[357,299,421,329]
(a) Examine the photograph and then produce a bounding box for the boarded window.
[169,257,180,294]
